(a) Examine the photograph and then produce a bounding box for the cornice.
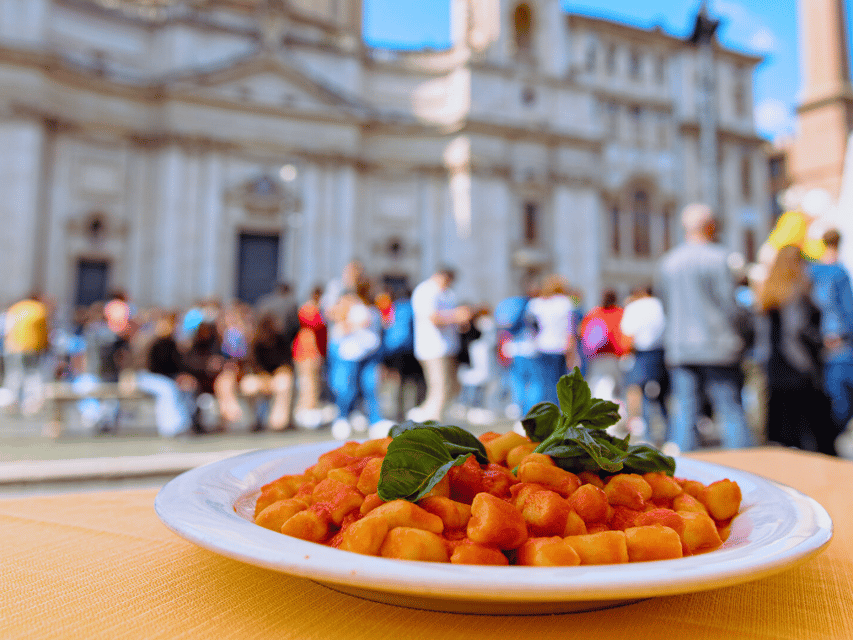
[590,87,674,112]
[567,12,763,66]
[796,89,853,115]
[678,120,767,146]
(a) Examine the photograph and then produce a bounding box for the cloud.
[749,27,776,54]
[714,0,778,54]
[754,98,795,139]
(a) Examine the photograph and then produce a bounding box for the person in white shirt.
[409,268,470,422]
[620,285,669,441]
[525,274,575,406]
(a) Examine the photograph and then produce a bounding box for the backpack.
[494,296,528,336]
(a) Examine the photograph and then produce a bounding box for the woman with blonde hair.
[754,245,834,453]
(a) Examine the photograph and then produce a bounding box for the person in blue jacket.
[809,228,853,447]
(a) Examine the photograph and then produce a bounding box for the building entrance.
[236,232,280,304]
[75,259,110,307]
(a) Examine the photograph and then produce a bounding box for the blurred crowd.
[2,202,852,456]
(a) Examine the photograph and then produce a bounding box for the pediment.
[170,54,365,118]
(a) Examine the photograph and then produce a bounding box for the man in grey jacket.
[656,203,751,451]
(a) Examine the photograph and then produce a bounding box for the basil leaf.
[389,419,439,438]
[576,398,622,430]
[521,402,561,442]
[560,426,624,473]
[389,420,488,464]
[556,368,592,418]
[619,444,677,475]
[377,429,472,501]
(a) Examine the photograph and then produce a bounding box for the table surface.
[1,447,851,640]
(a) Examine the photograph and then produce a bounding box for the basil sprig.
[376,370,675,503]
[377,421,489,501]
[521,368,675,476]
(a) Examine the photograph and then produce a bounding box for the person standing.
[3,293,49,416]
[525,274,575,406]
[380,287,425,423]
[579,289,628,403]
[329,275,389,438]
[321,260,365,407]
[292,286,328,429]
[620,285,668,441]
[809,228,853,445]
[409,268,470,422]
[754,245,832,453]
[494,282,538,418]
[256,282,298,334]
[656,203,751,452]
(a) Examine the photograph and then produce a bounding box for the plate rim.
[154,441,834,604]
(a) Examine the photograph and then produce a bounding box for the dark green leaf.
[521,402,561,442]
[389,419,440,438]
[619,444,677,475]
[576,398,622,430]
[378,429,472,501]
[560,426,624,473]
[389,420,488,464]
[556,368,591,419]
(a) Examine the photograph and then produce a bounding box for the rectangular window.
[734,67,748,117]
[629,49,642,80]
[585,39,597,73]
[523,201,538,245]
[633,190,651,257]
[606,44,617,75]
[741,153,753,201]
[606,101,619,138]
[663,206,672,252]
[629,105,642,147]
[769,157,783,178]
[611,205,621,255]
[744,228,756,263]
[655,56,666,84]
[656,112,670,148]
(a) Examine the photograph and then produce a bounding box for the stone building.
[0,0,770,312]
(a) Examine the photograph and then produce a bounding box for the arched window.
[632,189,651,257]
[514,4,533,54]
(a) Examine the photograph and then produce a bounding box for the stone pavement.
[3,397,851,499]
[0,400,509,498]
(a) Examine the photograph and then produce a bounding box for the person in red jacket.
[580,289,629,402]
[293,286,328,429]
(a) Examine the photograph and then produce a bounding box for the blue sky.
[363,0,850,142]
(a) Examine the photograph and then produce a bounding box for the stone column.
[0,121,43,304]
[198,151,224,300]
[154,146,185,308]
[298,163,320,299]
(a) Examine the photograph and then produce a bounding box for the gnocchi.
[252,431,742,566]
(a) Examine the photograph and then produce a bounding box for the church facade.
[0,0,769,311]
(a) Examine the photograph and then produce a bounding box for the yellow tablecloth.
[1,448,851,640]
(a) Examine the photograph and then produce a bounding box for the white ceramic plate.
[155,441,833,614]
